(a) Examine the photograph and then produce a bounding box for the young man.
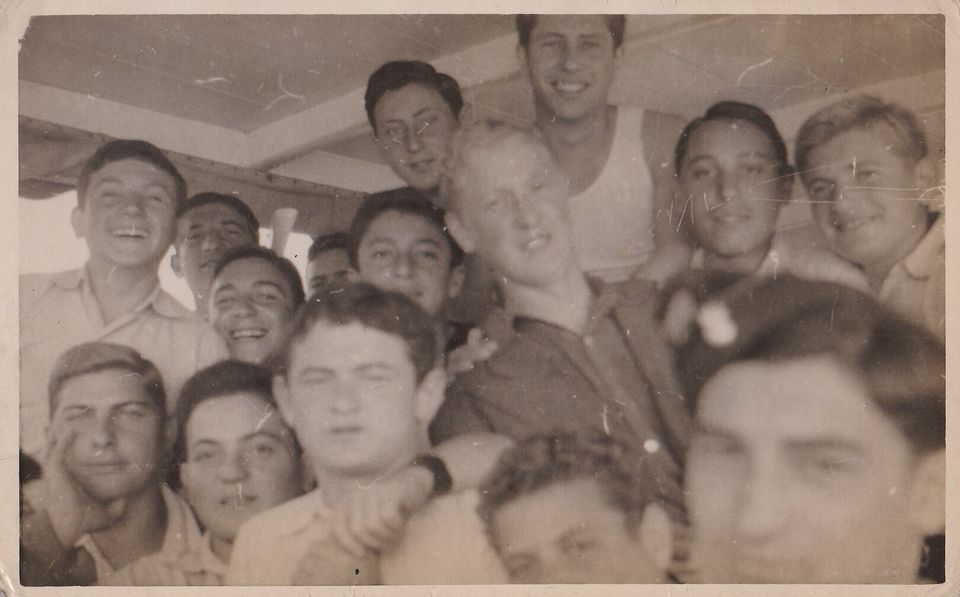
[208,246,306,365]
[21,342,201,585]
[226,283,506,585]
[171,192,260,317]
[794,94,944,340]
[364,60,497,325]
[671,275,945,583]
[107,360,304,585]
[20,140,227,458]
[305,231,355,296]
[349,188,470,353]
[517,14,690,284]
[434,121,691,526]
[365,60,463,199]
[479,433,673,584]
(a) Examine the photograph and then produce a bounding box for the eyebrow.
[252,280,288,295]
[784,438,867,454]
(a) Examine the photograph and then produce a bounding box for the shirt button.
[643,439,661,454]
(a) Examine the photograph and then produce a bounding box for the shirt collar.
[178,531,228,578]
[513,276,619,336]
[54,265,190,320]
[900,215,944,279]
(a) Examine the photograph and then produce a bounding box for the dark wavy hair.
[364,61,463,134]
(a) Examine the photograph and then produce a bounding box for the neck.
[209,533,232,564]
[313,437,427,510]
[85,260,161,324]
[89,484,166,571]
[504,264,593,334]
[702,240,772,276]
[537,104,615,149]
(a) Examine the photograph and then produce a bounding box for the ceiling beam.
[19,80,251,167]
[245,31,520,169]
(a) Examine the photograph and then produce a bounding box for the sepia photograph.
[4,1,954,594]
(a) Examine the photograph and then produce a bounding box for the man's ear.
[70,206,86,239]
[447,263,466,300]
[908,449,945,536]
[414,367,447,427]
[778,164,796,204]
[272,374,297,428]
[170,251,183,277]
[913,158,943,214]
[516,43,529,75]
[445,211,476,254]
[637,503,673,572]
[163,416,178,460]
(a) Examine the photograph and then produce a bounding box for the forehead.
[88,158,177,192]
[186,392,285,441]
[363,210,447,246]
[289,321,412,372]
[373,83,453,123]
[686,119,776,159]
[697,357,909,451]
[806,126,909,168]
[494,477,627,544]
[55,368,153,409]
[179,202,247,229]
[215,257,289,292]
[462,136,556,189]
[309,247,350,269]
[531,14,613,38]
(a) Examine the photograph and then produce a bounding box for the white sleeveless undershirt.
[568,106,655,282]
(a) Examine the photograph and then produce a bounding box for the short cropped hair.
[364,61,464,134]
[348,187,465,269]
[439,119,545,213]
[77,139,187,209]
[177,192,260,239]
[308,231,349,263]
[669,274,945,455]
[48,342,166,415]
[478,433,656,541]
[212,245,306,308]
[270,282,438,383]
[674,101,791,178]
[516,14,626,50]
[169,360,297,489]
[795,94,928,181]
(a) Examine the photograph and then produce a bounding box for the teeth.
[112,227,147,238]
[554,82,587,93]
[231,329,266,339]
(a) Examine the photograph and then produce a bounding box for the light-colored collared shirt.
[105,530,226,586]
[227,488,507,585]
[879,216,945,341]
[80,484,204,584]
[20,266,228,456]
[689,233,870,292]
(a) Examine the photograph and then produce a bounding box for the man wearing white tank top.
[517,14,691,283]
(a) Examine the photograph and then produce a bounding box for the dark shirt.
[431,277,691,521]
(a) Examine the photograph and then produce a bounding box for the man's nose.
[391,252,414,279]
[217,448,248,482]
[734,465,791,543]
[89,413,117,449]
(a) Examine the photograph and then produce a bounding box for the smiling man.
[171,192,260,317]
[517,14,690,284]
[208,246,306,365]
[433,122,692,529]
[21,342,202,585]
[20,140,227,458]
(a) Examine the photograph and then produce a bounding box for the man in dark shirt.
[434,121,691,523]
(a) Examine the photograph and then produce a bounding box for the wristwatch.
[411,454,452,496]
